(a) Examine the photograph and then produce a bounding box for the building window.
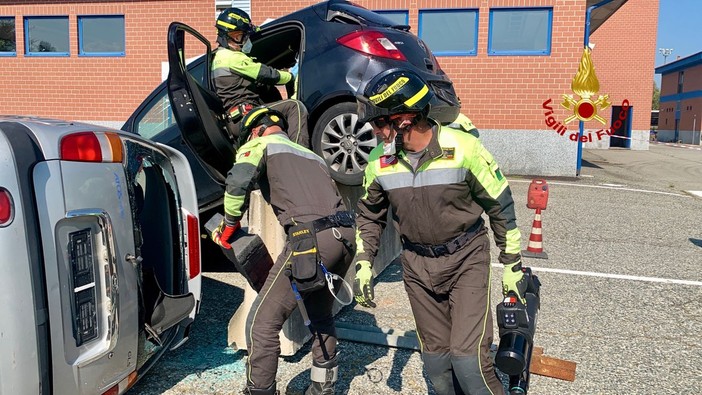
[25,16,69,56]
[0,17,16,55]
[78,16,125,56]
[373,10,409,26]
[677,71,684,94]
[418,9,478,56]
[216,0,251,18]
[488,8,552,55]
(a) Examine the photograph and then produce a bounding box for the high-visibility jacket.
[447,113,479,138]
[355,124,521,265]
[212,47,292,111]
[223,132,343,227]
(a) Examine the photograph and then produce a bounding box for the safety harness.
[285,211,355,326]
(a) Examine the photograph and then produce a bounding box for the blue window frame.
[78,15,125,56]
[0,17,16,56]
[418,9,478,56]
[373,10,409,26]
[488,8,552,56]
[24,16,69,56]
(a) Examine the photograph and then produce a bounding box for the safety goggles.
[356,95,389,124]
[371,116,391,129]
[228,31,250,45]
[369,113,420,131]
[389,113,419,130]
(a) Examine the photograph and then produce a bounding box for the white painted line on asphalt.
[510,179,689,197]
[491,264,702,286]
[687,190,702,198]
[580,175,594,178]
[601,183,625,187]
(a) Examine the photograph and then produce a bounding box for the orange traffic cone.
[522,208,548,259]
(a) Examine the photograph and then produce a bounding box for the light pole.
[659,48,674,64]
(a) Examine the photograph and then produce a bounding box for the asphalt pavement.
[128,144,702,395]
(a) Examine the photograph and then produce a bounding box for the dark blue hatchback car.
[122,0,460,210]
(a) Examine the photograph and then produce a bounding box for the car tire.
[312,102,376,186]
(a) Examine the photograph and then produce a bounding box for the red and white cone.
[522,208,548,259]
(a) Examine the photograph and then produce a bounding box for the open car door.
[166,22,234,184]
[247,20,304,102]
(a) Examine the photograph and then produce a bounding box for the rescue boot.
[304,356,338,395]
[242,381,278,395]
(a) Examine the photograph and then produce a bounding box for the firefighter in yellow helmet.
[353,68,525,395]
[211,106,355,395]
[213,8,309,149]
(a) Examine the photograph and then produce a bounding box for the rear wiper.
[390,24,411,32]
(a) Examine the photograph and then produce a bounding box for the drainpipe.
[578,0,615,175]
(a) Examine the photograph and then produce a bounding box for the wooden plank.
[529,352,577,382]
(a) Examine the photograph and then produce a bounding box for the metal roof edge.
[655,51,702,75]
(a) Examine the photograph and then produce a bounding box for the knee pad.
[451,355,499,395]
[422,352,457,395]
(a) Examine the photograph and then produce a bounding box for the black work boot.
[304,357,338,395]
[242,381,279,395]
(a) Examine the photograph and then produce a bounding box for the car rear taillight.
[337,31,407,61]
[0,188,13,226]
[60,131,124,163]
[186,212,200,279]
[0,188,14,226]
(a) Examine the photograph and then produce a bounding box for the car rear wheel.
[312,102,376,185]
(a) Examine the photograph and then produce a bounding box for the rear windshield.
[328,2,407,28]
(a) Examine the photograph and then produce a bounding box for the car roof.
[262,0,406,29]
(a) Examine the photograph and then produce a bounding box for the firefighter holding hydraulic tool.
[353,68,527,395]
[211,106,355,395]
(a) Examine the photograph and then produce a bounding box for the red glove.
[211,219,241,249]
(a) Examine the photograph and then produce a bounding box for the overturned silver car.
[0,116,202,395]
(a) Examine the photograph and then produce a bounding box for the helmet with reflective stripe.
[356,68,434,124]
[239,106,289,146]
[216,8,255,38]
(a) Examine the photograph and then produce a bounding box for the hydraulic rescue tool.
[495,267,541,395]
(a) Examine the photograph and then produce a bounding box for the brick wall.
[253,0,585,130]
[678,97,701,131]
[659,70,679,97]
[681,64,702,92]
[0,0,216,122]
[659,63,702,133]
[590,0,658,132]
[254,0,656,132]
[1,0,657,132]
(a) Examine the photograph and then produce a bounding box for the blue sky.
[654,0,700,86]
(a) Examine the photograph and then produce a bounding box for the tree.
[0,20,15,52]
[652,81,660,110]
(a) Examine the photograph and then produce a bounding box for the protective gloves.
[211,218,241,249]
[353,260,376,308]
[502,261,528,305]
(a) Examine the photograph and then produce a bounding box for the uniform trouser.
[244,226,354,389]
[228,99,310,149]
[267,99,310,148]
[402,231,504,395]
